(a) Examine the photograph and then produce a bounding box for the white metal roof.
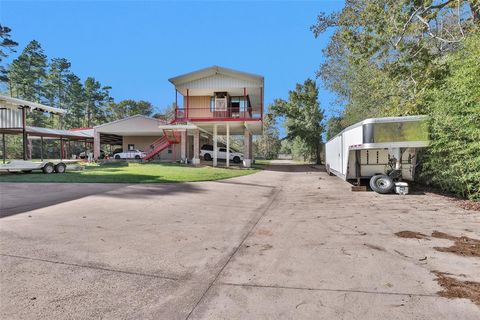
[94,115,167,136]
[168,66,264,87]
[26,126,93,139]
[327,115,429,142]
[0,95,66,114]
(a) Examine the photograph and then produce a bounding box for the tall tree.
[312,0,479,128]
[84,77,112,127]
[44,58,72,128]
[8,40,48,126]
[0,24,18,83]
[254,110,281,160]
[272,79,325,164]
[109,99,154,120]
[325,116,344,140]
[64,74,86,129]
[8,40,47,101]
[44,58,71,108]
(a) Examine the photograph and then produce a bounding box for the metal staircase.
[142,129,181,161]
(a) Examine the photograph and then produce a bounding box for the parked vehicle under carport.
[113,150,146,160]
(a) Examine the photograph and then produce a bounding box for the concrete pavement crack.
[216,281,438,298]
[0,253,182,282]
[184,185,283,320]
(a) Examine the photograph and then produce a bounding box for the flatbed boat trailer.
[0,160,79,174]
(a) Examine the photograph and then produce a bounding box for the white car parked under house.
[200,144,244,163]
[113,149,146,160]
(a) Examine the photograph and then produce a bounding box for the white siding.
[176,74,262,92]
[0,108,23,129]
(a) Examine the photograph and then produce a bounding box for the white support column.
[243,129,252,168]
[93,130,101,160]
[226,123,230,167]
[192,129,200,165]
[213,124,218,167]
[181,130,187,163]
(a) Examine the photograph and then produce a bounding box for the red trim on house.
[174,117,262,123]
[69,127,93,131]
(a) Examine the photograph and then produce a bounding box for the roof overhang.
[168,66,263,87]
[0,126,93,140]
[94,115,166,136]
[0,95,66,115]
[190,120,262,135]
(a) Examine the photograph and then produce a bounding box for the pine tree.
[0,24,18,83]
[272,79,325,164]
[64,74,85,129]
[84,77,112,127]
[8,40,48,126]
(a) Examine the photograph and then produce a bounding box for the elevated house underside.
[93,66,264,167]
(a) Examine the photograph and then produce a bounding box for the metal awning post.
[60,137,63,161]
[40,136,44,161]
[21,106,27,160]
[186,89,189,119]
[175,89,178,118]
[226,123,230,167]
[243,87,246,118]
[2,133,6,164]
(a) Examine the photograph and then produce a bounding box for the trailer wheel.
[370,175,394,194]
[54,163,66,173]
[42,162,55,174]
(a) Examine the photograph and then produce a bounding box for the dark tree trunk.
[469,1,480,23]
[315,141,322,165]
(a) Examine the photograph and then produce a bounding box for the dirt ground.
[1,161,479,319]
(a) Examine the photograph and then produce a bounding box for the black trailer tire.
[204,153,212,161]
[233,156,241,163]
[42,162,55,174]
[55,163,66,173]
[370,175,394,194]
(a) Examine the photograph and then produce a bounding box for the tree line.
[0,26,161,130]
[255,1,479,200]
[312,0,479,200]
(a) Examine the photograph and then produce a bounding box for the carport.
[0,95,93,162]
[0,126,93,162]
[93,115,178,161]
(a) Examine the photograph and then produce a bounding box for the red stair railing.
[142,129,181,161]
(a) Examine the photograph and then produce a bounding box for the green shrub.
[420,35,480,201]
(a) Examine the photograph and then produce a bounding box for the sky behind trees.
[1,0,343,135]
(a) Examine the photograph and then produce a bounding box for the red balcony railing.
[175,107,262,121]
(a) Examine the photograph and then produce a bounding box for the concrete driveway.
[1,161,479,319]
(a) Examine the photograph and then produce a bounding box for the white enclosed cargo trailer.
[325,116,429,194]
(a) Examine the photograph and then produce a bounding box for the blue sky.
[1,0,344,134]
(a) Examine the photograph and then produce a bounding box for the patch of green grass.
[0,162,259,183]
[254,159,271,165]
